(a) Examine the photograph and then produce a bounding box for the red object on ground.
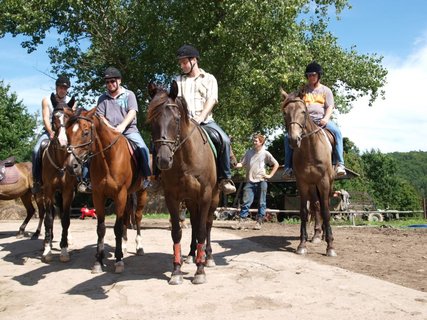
[80,207,97,219]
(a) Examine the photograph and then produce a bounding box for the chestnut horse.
[64,108,148,274]
[281,90,337,257]
[0,159,45,239]
[40,97,77,262]
[147,81,219,285]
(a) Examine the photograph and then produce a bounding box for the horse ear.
[50,93,58,108]
[280,88,288,101]
[147,82,157,99]
[67,96,76,109]
[170,80,178,100]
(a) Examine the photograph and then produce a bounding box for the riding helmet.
[104,67,122,79]
[176,44,200,59]
[305,61,323,77]
[55,75,71,88]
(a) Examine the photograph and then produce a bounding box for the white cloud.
[337,42,427,153]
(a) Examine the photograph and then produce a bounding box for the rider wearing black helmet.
[31,75,77,193]
[284,61,346,177]
[175,44,236,195]
[96,66,151,189]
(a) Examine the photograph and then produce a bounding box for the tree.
[0,0,387,143]
[0,80,37,161]
[361,150,421,210]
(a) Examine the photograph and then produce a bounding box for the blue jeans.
[201,121,232,180]
[31,131,50,183]
[283,120,344,169]
[125,132,151,177]
[239,181,267,220]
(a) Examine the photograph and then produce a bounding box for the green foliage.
[0,80,37,161]
[361,150,421,210]
[0,0,387,142]
[389,151,427,197]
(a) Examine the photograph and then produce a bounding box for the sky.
[0,0,427,153]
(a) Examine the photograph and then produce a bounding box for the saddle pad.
[0,166,19,185]
[200,127,217,159]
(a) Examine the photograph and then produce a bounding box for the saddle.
[0,156,18,184]
[201,125,222,159]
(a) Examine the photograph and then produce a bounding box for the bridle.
[66,114,121,166]
[153,102,199,157]
[283,98,324,139]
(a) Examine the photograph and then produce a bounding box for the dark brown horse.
[40,98,77,262]
[147,81,219,285]
[0,159,45,239]
[281,89,336,257]
[64,108,148,273]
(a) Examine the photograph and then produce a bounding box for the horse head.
[147,80,189,170]
[281,89,307,149]
[50,93,75,147]
[64,107,96,176]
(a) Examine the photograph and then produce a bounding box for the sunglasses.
[306,72,318,77]
[105,79,117,84]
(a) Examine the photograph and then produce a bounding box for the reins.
[283,98,325,139]
[153,103,199,157]
[67,114,122,165]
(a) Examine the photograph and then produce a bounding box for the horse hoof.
[184,255,195,264]
[115,261,125,273]
[327,249,337,257]
[169,275,183,285]
[42,253,53,263]
[136,248,144,256]
[60,254,70,262]
[192,274,206,285]
[205,258,216,268]
[31,233,40,240]
[296,247,308,255]
[311,237,322,244]
[91,262,103,274]
[16,233,24,239]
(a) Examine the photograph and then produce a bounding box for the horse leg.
[310,200,322,244]
[16,192,35,238]
[183,201,197,264]
[113,189,127,273]
[134,189,146,256]
[92,196,106,273]
[42,200,55,263]
[192,199,211,285]
[59,189,74,262]
[204,211,216,268]
[33,193,46,240]
[168,201,184,285]
[296,187,310,255]
[319,188,337,257]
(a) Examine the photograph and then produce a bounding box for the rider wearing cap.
[284,61,346,177]
[175,44,236,195]
[96,66,151,188]
[31,75,76,194]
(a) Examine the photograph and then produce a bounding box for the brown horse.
[147,81,219,285]
[64,108,148,274]
[0,159,45,239]
[40,98,77,262]
[281,89,337,257]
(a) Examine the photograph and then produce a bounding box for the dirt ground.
[1,217,427,320]
[215,220,427,292]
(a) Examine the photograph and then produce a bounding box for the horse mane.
[66,108,87,128]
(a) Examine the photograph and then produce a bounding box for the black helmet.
[104,67,122,79]
[176,44,200,59]
[55,75,70,88]
[305,61,323,77]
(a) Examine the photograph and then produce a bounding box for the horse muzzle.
[289,135,302,149]
[65,155,82,176]
[156,146,173,170]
